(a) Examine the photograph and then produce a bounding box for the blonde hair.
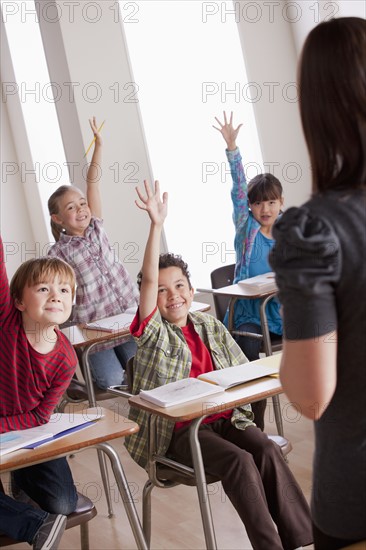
[10,257,76,303]
[48,185,83,241]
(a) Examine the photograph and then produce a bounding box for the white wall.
[1,0,364,284]
[37,0,157,281]
[236,0,311,208]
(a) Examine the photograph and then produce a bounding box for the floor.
[1,394,315,550]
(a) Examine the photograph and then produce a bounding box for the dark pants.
[236,322,281,431]
[0,492,46,543]
[168,420,312,550]
[313,522,364,549]
[12,457,77,515]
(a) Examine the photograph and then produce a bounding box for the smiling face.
[157,266,194,327]
[16,275,73,331]
[51,188,91,236]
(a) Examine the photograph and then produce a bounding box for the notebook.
[237,272,277,293]
[139,378,225,408]
[84,312,135,332]
[197,362,279,389]
[0,411,103,456]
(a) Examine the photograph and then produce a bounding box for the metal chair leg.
[80,523,90,550]
[272,394,284,437]
[97,449,114,517]
[142,480,154,548]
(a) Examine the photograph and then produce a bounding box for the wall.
[1,0,364,287]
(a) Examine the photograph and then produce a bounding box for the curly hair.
[137,252,192,290]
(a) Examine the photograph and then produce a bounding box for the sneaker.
[33,513,67,550]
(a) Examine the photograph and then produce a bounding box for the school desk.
[0,407,148,550]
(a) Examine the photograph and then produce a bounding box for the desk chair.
[122,358,292,548]
[0,481,97,550]
[210,264,283,354]
[210,264,285,437]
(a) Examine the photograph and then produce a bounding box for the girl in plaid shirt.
[47,118,139,389]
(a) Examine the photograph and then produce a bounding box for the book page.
[0,411,103,455]
[198,363,279,389]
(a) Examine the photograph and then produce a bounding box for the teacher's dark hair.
[299,17,366,192]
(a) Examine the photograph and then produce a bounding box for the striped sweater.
[0,236,77,433]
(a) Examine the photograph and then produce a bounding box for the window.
[123,0,263,287]
[2,0,68,240]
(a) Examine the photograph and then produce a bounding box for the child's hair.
[48,185,82,241]
[137,253,192,290]
[10,257,76,303]
[247,173,283,204]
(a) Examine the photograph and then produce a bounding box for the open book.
[197,362,279,389]
[84,312,135,332]
[238,272,277,293]
[139,378,225,408]
[0,411,102,456]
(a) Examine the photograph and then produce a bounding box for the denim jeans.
[0,491,46,543]
[89,339,137,389]
[12,457,77,515]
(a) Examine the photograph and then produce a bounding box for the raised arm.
[86,116,103,218]
[135,180,168,322]
[214,112,249,231]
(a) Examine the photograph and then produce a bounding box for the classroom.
[1,1,365,549]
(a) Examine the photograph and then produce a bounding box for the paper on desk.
[0,411,103,456]
[139,378,225,408]
[84,312,134,332]
[198,362,279,389]
[237,272,277,293]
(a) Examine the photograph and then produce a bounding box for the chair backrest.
[210,264,236,322]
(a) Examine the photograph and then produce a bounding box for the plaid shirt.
[48,218,139,324]
[125,308,254,469]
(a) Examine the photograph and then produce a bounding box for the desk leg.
[95,442,148,550]
[82,345,114,516]
[189,418,217,550]
[259,297,285,437]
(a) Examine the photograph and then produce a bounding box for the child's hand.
[213,111,242,151]
[135,180,168,226]
[89,116,103,147]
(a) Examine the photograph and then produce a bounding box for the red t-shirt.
[131,308,232,431]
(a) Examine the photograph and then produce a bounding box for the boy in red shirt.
[0,235,78,514]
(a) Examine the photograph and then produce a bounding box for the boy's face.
[15,275,73,329]
[51,189,91,237]
[157,266,194,327]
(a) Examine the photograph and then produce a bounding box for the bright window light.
[2,0,69,240]
[123,0,264,287]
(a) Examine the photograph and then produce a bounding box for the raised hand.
[135,180,168,227]
[213,111,242,151]
[89,116,103,147]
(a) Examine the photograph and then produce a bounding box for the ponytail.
[50,219,64,242]
[48,185,77,242]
